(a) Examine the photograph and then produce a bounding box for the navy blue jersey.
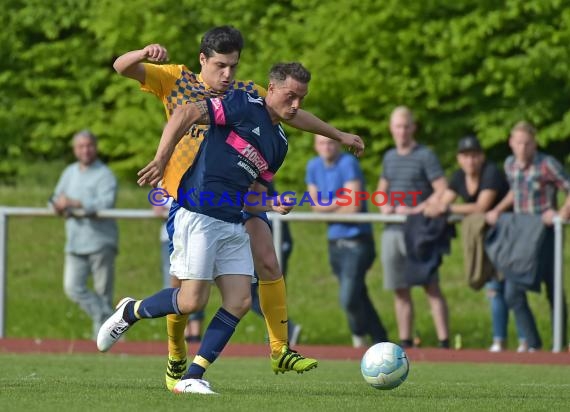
[177,90,289,223]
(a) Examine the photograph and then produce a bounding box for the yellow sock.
[259,277,288,356]
[167,313,189,360]
[192,355,211,370]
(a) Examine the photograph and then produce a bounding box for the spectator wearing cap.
[425,135,526,352]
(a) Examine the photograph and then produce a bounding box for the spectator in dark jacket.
[486,122,570,351]
[425,135,525,352]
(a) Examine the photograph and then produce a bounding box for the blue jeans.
[504,279,541,349]
[486,279,525,341]
[504,228,568,349]
[328,235,388,342]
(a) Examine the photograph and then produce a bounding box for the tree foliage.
[2,0,570,188]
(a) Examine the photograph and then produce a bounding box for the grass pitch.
[1,353,569,412]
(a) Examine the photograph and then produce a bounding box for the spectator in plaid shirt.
[486,121,570,350]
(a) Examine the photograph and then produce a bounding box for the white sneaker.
[289,324,302,347]
[352,335,367,348]
[172,378,218,395]
[516,341,528,353]
[488,342,503,353]
[97,297,134,352]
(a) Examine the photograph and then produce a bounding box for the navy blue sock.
[123,288,180,324]
[184,307,240,379]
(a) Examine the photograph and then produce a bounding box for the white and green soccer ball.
[360,342,409,390]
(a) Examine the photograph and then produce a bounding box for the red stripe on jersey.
[226,131,272,181]
[210,98,226,125]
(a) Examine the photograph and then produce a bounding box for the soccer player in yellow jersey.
[113,26,364,391]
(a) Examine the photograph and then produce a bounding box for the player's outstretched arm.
[113,44,169,83]
[285,109,365,157]
[137,101,209,187]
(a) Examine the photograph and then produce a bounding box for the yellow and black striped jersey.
[141,63,267,198]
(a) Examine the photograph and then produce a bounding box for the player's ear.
[199,53,207,67]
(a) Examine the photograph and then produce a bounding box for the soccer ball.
[360,342,409,390]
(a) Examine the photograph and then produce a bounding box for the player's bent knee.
[176,290,208,315]
[177,300,207,315]
[223,295,251,319]
[254,255,281,280]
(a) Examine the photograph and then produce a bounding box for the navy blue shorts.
[241,211,271,228]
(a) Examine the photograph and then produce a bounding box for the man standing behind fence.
[486,121,570,350]
[377,106,449,349]
[51,130,118,340]
[306,134,388,347]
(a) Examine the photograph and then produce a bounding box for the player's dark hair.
[200,26,244,57]
[269,62,311,84]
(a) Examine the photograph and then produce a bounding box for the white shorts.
[170,208,254,280]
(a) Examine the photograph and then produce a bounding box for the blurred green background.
[1,0,570,348]
[2,0,570,189]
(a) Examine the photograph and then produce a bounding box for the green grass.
[1,178,570,348]
[1,354,569,412]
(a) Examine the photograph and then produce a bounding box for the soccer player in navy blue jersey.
[114,28,364,390]
[98,63,334,394]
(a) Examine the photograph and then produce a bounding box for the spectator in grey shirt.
[51,130,118,340]
[376,106,449,348]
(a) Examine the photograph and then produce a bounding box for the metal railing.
[0,206,566,352]
[270,213,567,353]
